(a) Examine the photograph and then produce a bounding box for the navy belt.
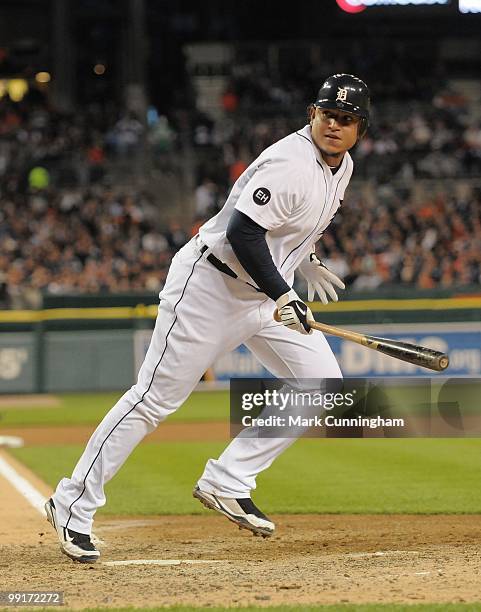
[199,244,238,280]
[198,240,262,292]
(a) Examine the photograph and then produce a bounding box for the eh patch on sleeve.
[253,188,271,206]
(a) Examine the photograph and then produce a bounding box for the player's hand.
[297,253,345,304]
[275,290,313,335]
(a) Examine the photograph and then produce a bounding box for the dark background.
[1,0,480,110]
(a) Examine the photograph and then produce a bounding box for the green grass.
[0,391,229,427]
[11,438,481,515]
[2,382,480,429]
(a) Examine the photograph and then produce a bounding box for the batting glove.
[297,253,345,304]
[276,290,313,335]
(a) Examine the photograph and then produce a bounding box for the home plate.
[103,559,225,567]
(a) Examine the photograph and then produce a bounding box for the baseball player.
[45,74,370,562]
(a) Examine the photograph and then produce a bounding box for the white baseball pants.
[53,237,342,534]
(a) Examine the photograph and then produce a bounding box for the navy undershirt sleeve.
[226,209,290,301]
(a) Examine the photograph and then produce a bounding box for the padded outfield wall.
[1,297,481,393]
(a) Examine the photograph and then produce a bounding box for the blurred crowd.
[194,176,481,294]
[318,181,481,291]
[1,178,480,309]
[0,184,190,309]
[0,94,177,194]
[190,49,481,296]
[1,43,481,308]
[191,77,481,200]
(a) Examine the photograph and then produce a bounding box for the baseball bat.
[274,311,449,372]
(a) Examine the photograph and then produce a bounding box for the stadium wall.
[2,297,481,393]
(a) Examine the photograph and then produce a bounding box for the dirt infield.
[1,450,481,608]
[0,394,61,408]
[2,427,481,608]
[0,422,230,445]
[3,512,481,607]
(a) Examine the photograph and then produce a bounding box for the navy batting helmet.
[314,73,370,138]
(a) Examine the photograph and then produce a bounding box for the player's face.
[310,107,359,159]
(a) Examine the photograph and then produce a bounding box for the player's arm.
[226,210,312,335]
[226,210,289,300]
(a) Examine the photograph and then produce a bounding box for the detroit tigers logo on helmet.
[314,74,370,139]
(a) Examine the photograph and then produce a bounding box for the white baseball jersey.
[199,124,353,286]
[52,123,349,537]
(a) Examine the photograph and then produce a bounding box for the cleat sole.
[193,488,273,538]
